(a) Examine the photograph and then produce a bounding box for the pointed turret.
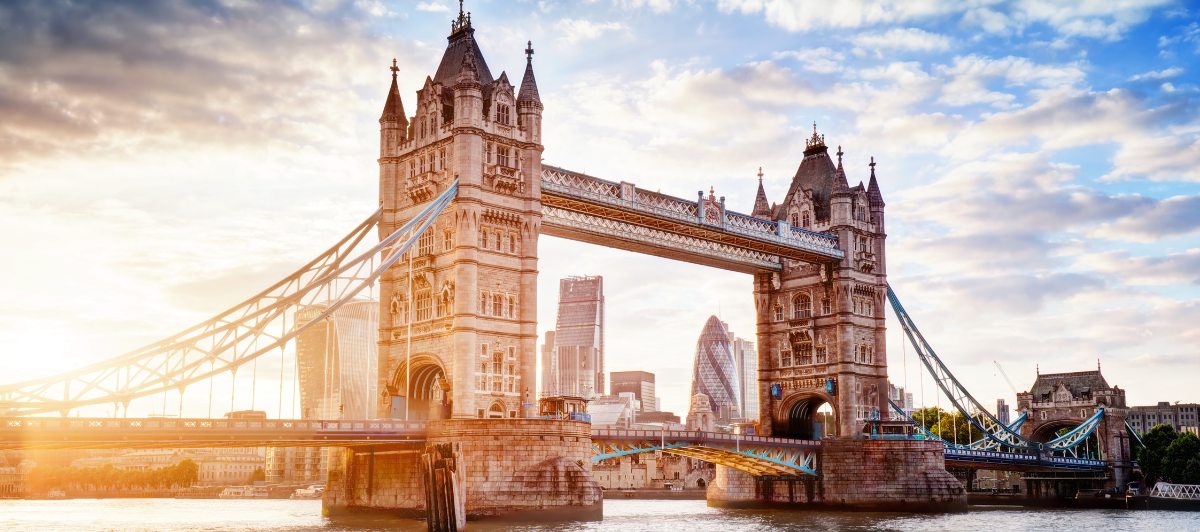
[751,167,771,220]
[518,41,542,107]
[867,157,885,207]
[456,45,480,88]
[380,59,408,128]
[832,145,850,196]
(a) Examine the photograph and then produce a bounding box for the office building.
[541,276,604,397]
[690,316,741,423]
[611,371,656,413]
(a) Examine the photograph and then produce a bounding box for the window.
[479,291,488,313]
[485,142,493,164]
[493,294,503,316]
[429,114,436,134]
[508,346,516,359]
[421,120,426,139]
[497,146,510,167]
[443,230,453,251]
[793,293,811,319]
[507,296,515,318]
[797,342,813,365]
[415,289,432,322]
[418,231,434,256]
[802,211,810,228]
[815,346,827,364]
[493,232,501,250]
[493,353,502,374]
[497,104,510,125]
[780,350,792,367]
[479,229,488,249]
[773,306,783,322]
[508,235,516,253]
[790,213,798,226]
[409,160,415,177]
[435,292,444,318]
[821,298,830,315]
[439,149,446,170]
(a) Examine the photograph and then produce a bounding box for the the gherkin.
[690,315,740,423]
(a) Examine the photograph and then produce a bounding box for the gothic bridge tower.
[326,7,602,520]
[750,126,889,440]
[376,11,543,422]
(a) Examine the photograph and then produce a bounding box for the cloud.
[554,18,627,44]
[849,28,953,55]
[1129,67,1184,81]
[415,1,450,12]
[936,55,1087,109]
[772,48,846,73]
[1074,249,1200,286]
[1088,195,1200,242]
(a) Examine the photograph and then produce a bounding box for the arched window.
[421,120,426,138]
[429,114,436,134]
[414,280,432,322]
[773,306,783,322]
[793,293,811,319]
[790,213,798,226]
[409,160,415,177]
[488,403,504,418]
[439,148,446,170]
[507,296,515,318]
[492,294,503,316]
[479,291,488,313]
[508,235,516,253]
[419,155,425,174]
[821,298,831,315]
[802,211,810,228]
[479,229,488,249]
[443,230,453,251]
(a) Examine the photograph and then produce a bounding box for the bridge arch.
[390,354,448,421]
[775,391,835,440]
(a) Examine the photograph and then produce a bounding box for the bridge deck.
[591,429,820,477]
[0,417,427,450]
[540,166,844,273]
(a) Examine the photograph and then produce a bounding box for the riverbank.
[602,488,706,500]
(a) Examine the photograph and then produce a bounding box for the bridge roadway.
[1,418,1108,476]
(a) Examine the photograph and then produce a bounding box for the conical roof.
[518,47,541,105]
[751,168,771,219]
[867,158,885,207]
[379,60,407,126]
[433,25,493,88]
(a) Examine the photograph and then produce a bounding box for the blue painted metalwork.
[590,429,819,477]
[1127,421,1145,449]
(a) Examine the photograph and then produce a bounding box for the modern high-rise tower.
[727,326,758,420]
[541,276,604,397]
[294,300,379,420]
[690,316,741,424]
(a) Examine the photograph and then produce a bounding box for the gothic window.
[414,287,432,322]
[492,380,502,392]
[479,291,488,313]
[773,306,783,322]
[497,104,510,125]
[802,211,810,228]
[493,353,502,374]
[434,292,444,318]
[409,160,415,177]
[507,380,514,393]
[481,343,488,358]
[507,296,515,318]
[419,155,425,174]
[492,294,503,316]
[790,213,798,226]
[865,300,873,317]
[508,346,516,359]
[780,350,792,368]
[429,114,436,134]
[821,298,831,315]
[479,229,488,249]
[421,120,426,138]
[815,346,827,364]
[418,231,434,256]
[498,146,511,167]
[443,230,453,251]
[493,232,501,250]
[508,235,516,253]
[439,149,446,170]
[793,293,811,319]
[485,142,493,164]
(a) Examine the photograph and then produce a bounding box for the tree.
[173,459,199,488]
[1163,432,1200,483]
[250,467,266,483]
[1139,424,1178,486]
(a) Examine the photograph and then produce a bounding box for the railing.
[590,428,820,449]
[2,417,428,433]
[1149,482,1200,500]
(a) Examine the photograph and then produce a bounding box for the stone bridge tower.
[751,127,889,440]
[326,8,603,520]
[376,10,543,422]
[1017,368,1132,490]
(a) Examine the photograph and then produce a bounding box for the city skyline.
[0,0,1197,419]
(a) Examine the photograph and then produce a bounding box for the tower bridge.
[0,3,1136,521]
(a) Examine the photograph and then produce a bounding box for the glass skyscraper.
[691,316,741,423]
[728,328,758,421]
[294,299,378,420]
[541,276,604,397]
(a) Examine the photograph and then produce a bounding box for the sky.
[1,0,1199,419]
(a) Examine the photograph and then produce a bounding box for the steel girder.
[540,166,843,274]
[0,182,459,417]
[591,430,819,477]
[1150,483,1200,499]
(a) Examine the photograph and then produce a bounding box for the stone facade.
[324,419,601,519]
[752,130,889,440]
[707,440,966,512]
[375,10,543,423]
[592,452,713,490]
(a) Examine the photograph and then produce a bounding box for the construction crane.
[994,361,1022,395]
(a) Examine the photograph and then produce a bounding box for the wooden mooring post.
[421,442,465,531]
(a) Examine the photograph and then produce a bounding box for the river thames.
[0,499,1197,531]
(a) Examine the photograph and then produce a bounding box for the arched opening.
[778,395,833,440]
[1030,418,1102,460]
[487,402,505,418]
[696,478,706,488]
[393,360,448,421]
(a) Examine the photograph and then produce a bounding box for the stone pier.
[324,419,602,520]
[707,439,966,512]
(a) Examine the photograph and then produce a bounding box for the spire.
[518,40,542,107]
[867,156,885,207]
[804,122,827,156]
[751,167,771,219]
[455,45,480,88]
[379,58,407,126]
[832,145,850,195]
